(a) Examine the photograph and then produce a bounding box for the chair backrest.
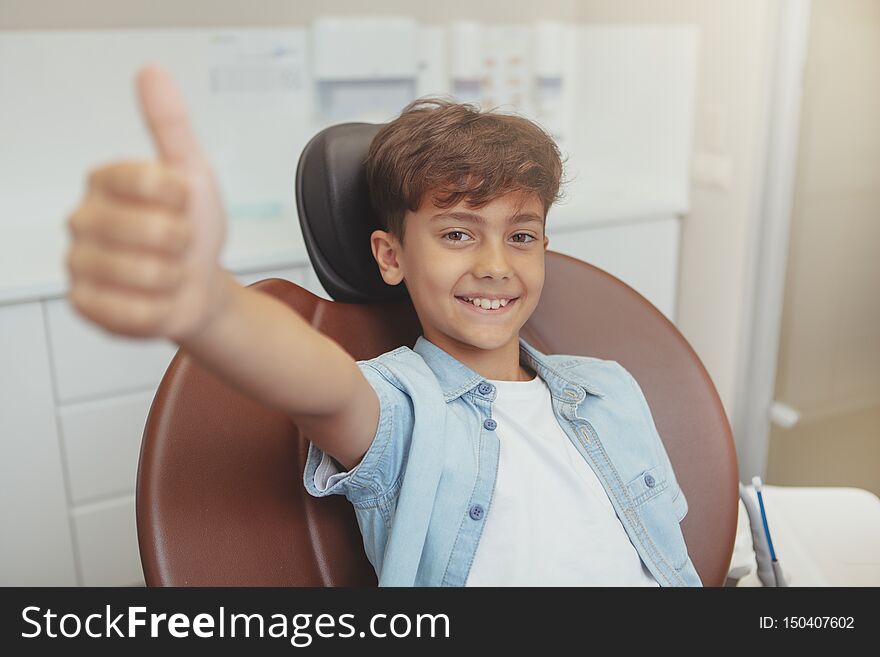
[137,123,739,587]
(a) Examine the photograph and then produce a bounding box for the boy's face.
[371,190,549,372]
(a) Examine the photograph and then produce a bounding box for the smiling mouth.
[455,296,519,314]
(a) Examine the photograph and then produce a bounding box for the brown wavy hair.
[365,96,566,245]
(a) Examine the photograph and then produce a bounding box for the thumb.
[136,64,204,171]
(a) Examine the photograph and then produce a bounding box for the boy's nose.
[473,241,514,279]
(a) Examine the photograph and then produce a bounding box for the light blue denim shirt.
[303,334,702,587]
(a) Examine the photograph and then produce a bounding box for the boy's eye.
[443,230,472,242]
[442,231,537,244]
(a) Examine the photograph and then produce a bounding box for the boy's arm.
[178,271,380,472]
[65,65,379,473]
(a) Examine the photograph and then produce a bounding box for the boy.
[66,65,702,587]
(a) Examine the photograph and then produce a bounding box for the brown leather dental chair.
[136,123,739,587]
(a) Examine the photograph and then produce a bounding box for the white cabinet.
[0,302,78,585]
[71,496,141,587]
[0,263,317,586]
[59,391,155,505]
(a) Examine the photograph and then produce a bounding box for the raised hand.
[66,64,230,341]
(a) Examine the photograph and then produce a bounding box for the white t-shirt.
[313,372,659,586]
[464,372,659,586]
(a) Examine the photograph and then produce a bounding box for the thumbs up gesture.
[66,65,232,342]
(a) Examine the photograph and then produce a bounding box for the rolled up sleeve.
[669,480,689,522]
[302,360,410,507]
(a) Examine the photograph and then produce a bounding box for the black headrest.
[295,122,410,304]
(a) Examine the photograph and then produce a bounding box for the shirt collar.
[413,334,604,403]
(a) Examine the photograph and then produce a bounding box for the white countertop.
[734,485,880,587]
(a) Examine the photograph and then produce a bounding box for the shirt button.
[478,382,493,395]
[645,474,656,488]
[469,504,484,520]
[483,418,497,431]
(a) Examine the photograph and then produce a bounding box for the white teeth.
[460,296,513,309]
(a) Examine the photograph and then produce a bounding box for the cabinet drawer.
[60,391,155,505]
[71,495,143,587]
[44,298,177,403]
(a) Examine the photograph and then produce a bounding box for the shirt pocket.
[626,466,690,571]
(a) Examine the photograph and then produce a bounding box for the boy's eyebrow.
[430,210,544,225]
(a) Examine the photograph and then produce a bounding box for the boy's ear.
[370,229,405,286]
[543,235,550,250]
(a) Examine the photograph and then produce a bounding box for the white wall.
[578,1,779,427]
[775,0,880,423]
[766,0,880,492]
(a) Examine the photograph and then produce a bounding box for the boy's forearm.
[176,271,356,417]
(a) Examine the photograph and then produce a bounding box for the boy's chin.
[453,329,519,351]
